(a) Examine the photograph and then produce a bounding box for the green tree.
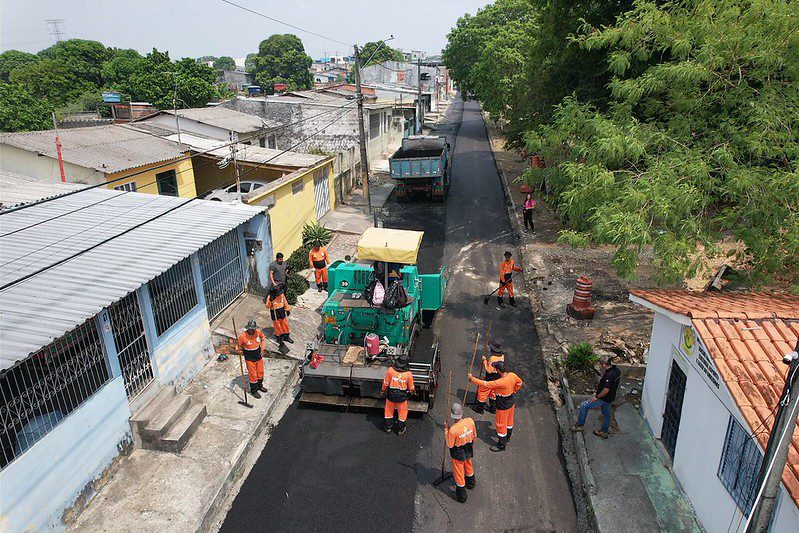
[10,58,93,105]
[0,50,39,82]
[213,56,236,70]
[244,53,257,72]
[102,48,145,87]
[38,39,111,89]
[358,41,404,67]
[196,55,217,65]
[0,83,53,132]
[250,34,312,93]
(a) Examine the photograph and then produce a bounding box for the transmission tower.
[44,19,65,43]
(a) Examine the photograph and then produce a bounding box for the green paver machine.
[300,228,447,412]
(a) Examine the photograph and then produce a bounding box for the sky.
[1,0,491,60]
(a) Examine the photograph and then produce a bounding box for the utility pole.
[353,44,371,215]
[51,112,67,183]
[229,131,242,203]
[172,74,182,149]
[417,59,423,134]
[745,342,799,532]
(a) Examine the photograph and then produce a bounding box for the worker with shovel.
[381,355,415,435]
[237,320,267,399]
[308,241,330,292]
[469,361,523,452]
[446,402,477,503]
[474,338,505,414]
[266,286,293,350]
[497,251,522,308]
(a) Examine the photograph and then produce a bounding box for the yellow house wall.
[106,157,197,198]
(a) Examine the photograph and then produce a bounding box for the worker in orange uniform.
[237,320,267,399]
[497,250,522,308]
[469,360,523,452]
[446,402,476,503]
[474,338,505,414]
[308,241,330,292]
[381,355,415,435]
[265,286,293,350]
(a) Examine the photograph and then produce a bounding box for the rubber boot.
[398,420,407,435]
[509,296,517,307]
[497,295,505,308]
[284,334,295,344]
[506,427,513,442]
[465,475,476,490]
[384,419,393,433]
[472,402,485,414]
[249,383,261,399]
[490,435,507,452]
[450,485,468,503]
[257,379,267,393]
[278,335,287,350]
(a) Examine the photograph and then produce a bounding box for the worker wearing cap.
[237,320,267,399]
[381,355,415,435]
[469,360,523,452]
[308,242,330,292]
[266,286,293,349]
[446,402,476,503]
[474,338,505,414]
[497,250,522,308]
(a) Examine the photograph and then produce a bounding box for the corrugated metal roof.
[0,185,262,370]
[167,134,329,168]
[157,107,281,134]
[0,171,85,209]
[0,124,186,174]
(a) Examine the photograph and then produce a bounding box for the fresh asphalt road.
[220,100,578,532]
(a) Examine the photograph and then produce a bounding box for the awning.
[356,227,424,264]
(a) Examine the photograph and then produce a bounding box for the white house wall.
[641,312,682,436]
[0,144,105,185]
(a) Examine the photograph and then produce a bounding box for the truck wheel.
[422,309,435,328]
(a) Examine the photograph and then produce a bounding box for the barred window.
[149,257,198,336]
[718,415,763,515]
[114,182,137,192]
[0,320,110,469]
[369,113,380,139]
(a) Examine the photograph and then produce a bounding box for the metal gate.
[108,292,154,399]
[199,230,245,319]
[313,168,331,219]
[662,360,687,459]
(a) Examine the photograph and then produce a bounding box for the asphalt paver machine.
[300,228,447,412]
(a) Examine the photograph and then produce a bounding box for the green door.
[420,267,447,311]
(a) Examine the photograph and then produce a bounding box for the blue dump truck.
[389,135,451,202]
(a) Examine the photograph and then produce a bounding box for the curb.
[481,111,598,533]
[563,377,597,496]
[198,361,300,533]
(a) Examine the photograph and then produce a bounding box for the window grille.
[114,182,137,192]
[156,170,178,197]
[199,231,245,319]
[369,113,380,139]
[0,319,110,469]
[149,257,198,336]
[108,292,153,399]
[718,415,763,515]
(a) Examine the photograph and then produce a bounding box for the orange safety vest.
[382,367,415,402]
[266,293,290,321]
[446,417,476,460]
[472,372,523,410]
[483,353,505,380]
[309,247,330,269]
[237,331,265,361]
[500,259,520,281]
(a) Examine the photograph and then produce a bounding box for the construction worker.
[308,241,330,292]
[446,402,476,503]
[237,320,267,399]
[469,360,523,452]
[474,338,505,414]
[265,286,293,349]
[381,355,415,435]
[497,250,522,308]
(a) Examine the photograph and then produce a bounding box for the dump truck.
[389,135,451,202]
[300,228,447,412]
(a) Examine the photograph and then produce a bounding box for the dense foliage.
[0,39,222,132]
[445,0,799,285]
[249,34,313,93]
[213,56,236,71]
[358,41,404,67]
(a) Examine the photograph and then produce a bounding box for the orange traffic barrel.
[572,277,593,310]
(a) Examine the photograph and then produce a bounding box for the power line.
[219,0,351,47]
[43,19,65,43]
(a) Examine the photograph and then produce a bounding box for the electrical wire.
[219,0,351,47]
[0,100,356,292]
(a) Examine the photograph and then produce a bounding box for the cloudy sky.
[1,0,490,59]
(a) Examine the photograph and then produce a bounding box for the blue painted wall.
[0,377,131,531]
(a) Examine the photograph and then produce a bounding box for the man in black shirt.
[571,355,621,438]
[269,253,288,294]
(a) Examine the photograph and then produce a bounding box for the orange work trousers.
[498,280,515,297]
[495,405,515,437]
[476,384,497,403]
[314,267,328,285]
[451,458,474,488]
[246,358,264,384]
[272,318,290,336]
[384,399,409,422]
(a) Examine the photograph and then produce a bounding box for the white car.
[204,180,269,202]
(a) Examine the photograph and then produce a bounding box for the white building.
[630,290,799,532]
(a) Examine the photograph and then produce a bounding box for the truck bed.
[391,147,445,159]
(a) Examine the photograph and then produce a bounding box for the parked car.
[204,180,269,202]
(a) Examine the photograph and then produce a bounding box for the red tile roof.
[632,290,799,508]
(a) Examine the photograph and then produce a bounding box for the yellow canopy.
[357,227,424,265]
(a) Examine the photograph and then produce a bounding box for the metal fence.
[108,292,153,399]
[149,257,199,336]
[198,230,245,320]
[0,319,110,469]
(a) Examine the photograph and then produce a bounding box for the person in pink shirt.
[523,194,535,231]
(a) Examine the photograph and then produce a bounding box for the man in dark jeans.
[571,355,621,438]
